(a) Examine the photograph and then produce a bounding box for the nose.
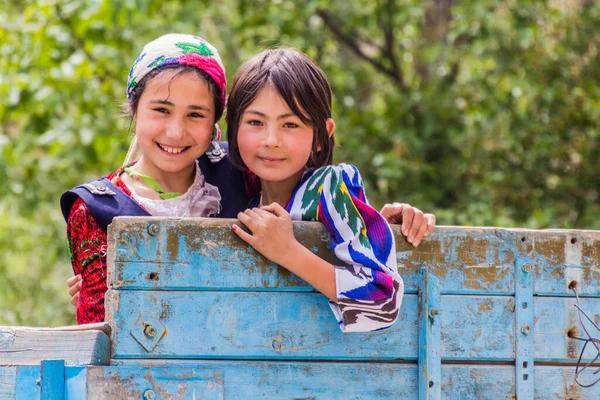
[263,125,280,147]
[165,118,185,141]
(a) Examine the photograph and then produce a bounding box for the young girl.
[63,35,434,324]
[227,49,403,332]
[61,34,249,324]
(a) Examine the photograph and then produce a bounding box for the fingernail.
[231,225,237,232]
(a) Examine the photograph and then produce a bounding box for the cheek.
[237,129,256,159]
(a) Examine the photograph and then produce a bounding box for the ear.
[317,118,336,151]
[326,118,336,137]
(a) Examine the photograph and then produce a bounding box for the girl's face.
[134,69,215,177]
[237,85,314,185]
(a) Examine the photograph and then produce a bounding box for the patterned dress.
[67,168,132,324]
[252,163,403,332]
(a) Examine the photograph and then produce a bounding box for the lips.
[259,156,285,162]
[156,142,191,154]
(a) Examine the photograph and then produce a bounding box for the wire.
[570,285,600,388]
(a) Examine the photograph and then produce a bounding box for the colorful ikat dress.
[253,163,404,332]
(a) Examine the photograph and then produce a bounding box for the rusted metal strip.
[419,267,441,399]
[516,257,534,399]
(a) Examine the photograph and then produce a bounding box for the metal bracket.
[418,267,441,400]
[515,257,534,399]
[130,314,167,352]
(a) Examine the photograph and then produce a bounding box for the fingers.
[407,213,436,247]
[68,275,82,297]
[71,293,79,308]
[401,206,416,236]
[261,203,289,218]
[380,203,407,225]
[405,208,424,245]
[412,218,429,247]
[232,223,254,244]
[237,208,262,232]
[67,274,81,289]
[424,214,436,237]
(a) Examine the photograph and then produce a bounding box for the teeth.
[159,144,186,154]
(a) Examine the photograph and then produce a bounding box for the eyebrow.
[245,110,297,120]
[150,100,211,112]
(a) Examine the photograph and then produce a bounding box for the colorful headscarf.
[127,33,226,139]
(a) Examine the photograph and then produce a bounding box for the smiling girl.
[61,34,248,324]
[227,49,403,332]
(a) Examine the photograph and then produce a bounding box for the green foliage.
[1,0,599,325]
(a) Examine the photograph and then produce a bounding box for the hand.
[233,203,300,267]
[66,274,82,308]
[380,203,436,247]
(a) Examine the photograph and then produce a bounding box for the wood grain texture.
[108,218,600,296]
[0,326,110,366]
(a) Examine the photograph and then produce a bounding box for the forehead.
[145,69,208,91]
[141,70,212,101]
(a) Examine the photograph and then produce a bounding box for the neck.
[132,156,196,194]
[259,170,304,207]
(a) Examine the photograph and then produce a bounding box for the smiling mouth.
[156,142,191,154]
[259,156,285,162]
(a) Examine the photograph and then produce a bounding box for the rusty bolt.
[521,264,531,273]
[429,308,440,318]
[36,378,41,386]
[272,339,282,351]
[148,224,159,236]
[143,389,156,400]
[521,325,530,335]
[144,324,156,338]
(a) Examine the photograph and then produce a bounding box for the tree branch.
[316,8,407,91]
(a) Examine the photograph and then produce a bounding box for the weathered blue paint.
[111,361,420,399]
[64,367,86,400]
[108,291,420,360]
[14,366,40,400]
[418,268,441,399]
[4,221,600,398]
[40,360,65,400]
[516,257,534,399]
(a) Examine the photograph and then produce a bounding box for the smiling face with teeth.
[133,69,216,191]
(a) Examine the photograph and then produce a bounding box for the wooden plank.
[84,367,223,400]
[108,289,600,363]
[0,326,110,366]
[107,291,420,360]
[40,360,64,400]
[0,366,40,400]
[108,218,600,296]
[81,363,418,400]
[6,363,599,400]
[107,361,600,399]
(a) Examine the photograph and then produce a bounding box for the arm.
[66,198,109,324]
[234,165,402,332]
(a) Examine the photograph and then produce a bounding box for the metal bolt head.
[144,324,156,338]
[143,389,156,400]
[429,308,440,318]
[148,224,159,236]
[521,325,530,335]
[522,264,532,273]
